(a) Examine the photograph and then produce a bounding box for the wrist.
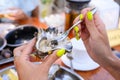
[99,51,120,70]
[99,51,120,79]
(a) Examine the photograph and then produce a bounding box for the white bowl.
[61,38,100,71]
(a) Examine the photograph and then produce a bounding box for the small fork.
[66,52,74,71]
[54,7,97,42]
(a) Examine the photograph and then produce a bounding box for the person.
[0,0,39,24]
[13,8,120,80]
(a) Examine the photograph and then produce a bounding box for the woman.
[0,0,39,24]
[14,8,120,80]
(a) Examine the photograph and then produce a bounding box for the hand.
[73,8,113,64]
[73,8,120,80]
[4,8,29,21]
[13,38,66,80]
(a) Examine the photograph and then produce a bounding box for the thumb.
[22,38,36,55]
[42,49,66,68]
[85,11,99,36]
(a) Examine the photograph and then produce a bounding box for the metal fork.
[55,7,97,42]
[67,52,74,71]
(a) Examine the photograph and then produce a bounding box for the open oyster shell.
[35,27,73,59]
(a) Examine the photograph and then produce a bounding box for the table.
[1,47,118,80]
[0,18,117,80]
[0,56,116,80]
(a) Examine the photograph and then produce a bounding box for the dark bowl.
[66,0,91,10]
[0,37,7,51]
[66,0,90,2]
[5,25,38,47]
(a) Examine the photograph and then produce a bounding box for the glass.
[44,13,65,34]
[64,0,90,38]
[39,0,55,18]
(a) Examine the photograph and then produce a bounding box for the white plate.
[61,38,100,71]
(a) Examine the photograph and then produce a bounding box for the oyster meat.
[35,27,72,58]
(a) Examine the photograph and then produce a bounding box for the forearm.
[16,14,39,25]
[98,52,120,80]
[16,6,39,24]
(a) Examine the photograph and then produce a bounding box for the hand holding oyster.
[35,27,73,58]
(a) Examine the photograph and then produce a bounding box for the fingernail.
[74,26,79,33]
[48,50,52,54]
[56,49,66,57]
[75,33,80,40]
[30,54,36,57]
[79,14,83,20]
[87,11,93,21]
[74,26,80,40]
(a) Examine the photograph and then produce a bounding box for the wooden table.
[0,18,118,80]
[0,56,116,80]
[0,43,118,80]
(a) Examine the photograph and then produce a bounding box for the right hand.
[73,8,113,64]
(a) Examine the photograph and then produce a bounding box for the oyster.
[35,27,73,58]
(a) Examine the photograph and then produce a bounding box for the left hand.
[13,38,64,80]
[4,8,29,21]
[73,8,112,64]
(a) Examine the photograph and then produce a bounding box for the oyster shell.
[35,27,72,58]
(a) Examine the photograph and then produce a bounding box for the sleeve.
[33,0,40,7]
[21,0,40,16]
[22,0,40,11]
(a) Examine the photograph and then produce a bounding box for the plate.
[0,57,14,65]
[61,38,100,71]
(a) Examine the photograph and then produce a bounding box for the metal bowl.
[0,64,84,80]
[0,37,7,51]
[5,25,38,47]
[49,64,84,80]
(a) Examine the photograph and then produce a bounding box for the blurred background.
[0,1,120,80]
[39,0,120,30]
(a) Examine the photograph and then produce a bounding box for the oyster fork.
[54,7,97,42]
[67,52,74,71]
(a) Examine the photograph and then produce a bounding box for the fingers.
[77,8,100,37]
[85,11,99,36]
[73,8,105,41]
[94,12,104,28]
[42,49,66,68]
[73,8,90,23]
[13,44,27,67]
[22,38,36,55]
[94,12,106,35]
[73,8,90,40]
[94,13,109,43]
[73,14,83,40]
[13,45,26,60]
[14,44,26,53]
[13,38,36,61]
